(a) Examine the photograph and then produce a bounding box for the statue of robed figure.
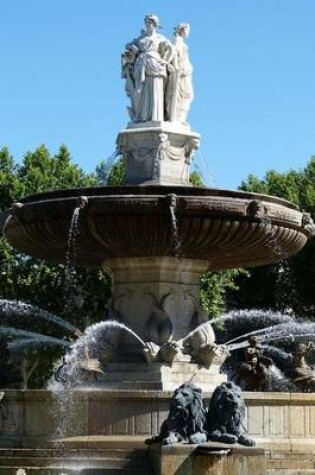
[121,14,175,123]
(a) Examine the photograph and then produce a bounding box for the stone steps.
[0,470,150,475]
[0,459,151,474]
[267,471,315,475]
[0,437,152,475]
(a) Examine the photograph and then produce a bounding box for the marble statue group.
[121,14,194,124]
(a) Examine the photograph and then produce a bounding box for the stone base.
[2,390,315,474]
[149,442,266,475]
[92,361,227,392]
[0,438,265,475]
[0,436,150,474]
[117,122,200,185]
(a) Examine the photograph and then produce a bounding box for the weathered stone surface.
[1,390,315,447]
[1,186,311,269]
[117,124,200,185]
[2,391,315,472]
[93,362,226,392]
[104,257,209,347]
[149,442,266,475]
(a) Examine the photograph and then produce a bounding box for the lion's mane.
[146,382,207,445]
[206,381,255,446]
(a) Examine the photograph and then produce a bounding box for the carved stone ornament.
[117,127,200,185]
[3,187,309,269]
[181,321,229,368]
[246,200,268,219]
[143,341,180,365]
[301,212,315,237]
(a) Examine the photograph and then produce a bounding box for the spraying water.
[48,319,147,392]
[0,299,80,336]
[9,338,70,354]
[0,327,71,348]
[64,198,88,320]
[1,213,13,237]
[218,309,315,391]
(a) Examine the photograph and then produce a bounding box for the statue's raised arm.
[121,14,175,123]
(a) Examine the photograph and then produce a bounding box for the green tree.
[0,147,24,208]
[201,268,247,317]
[0,145,114,386]
[231,156,315,318]
[95,154,126,186]
[0,145,110,331]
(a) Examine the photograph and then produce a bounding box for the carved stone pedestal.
[103,257,208,342]
[117,122,200,186]
[148,443,266,475]
[102,257,227,390]
[94,361,226,392]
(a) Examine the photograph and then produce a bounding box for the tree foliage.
[200,268,247,317]
[0,145,111,330]
[232,156,315,318]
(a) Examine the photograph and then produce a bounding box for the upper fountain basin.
[1,185,313,270]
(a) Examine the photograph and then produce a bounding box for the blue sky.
[1,0,314,189]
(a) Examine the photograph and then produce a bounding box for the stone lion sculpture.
[206,381,255,446]
[146,382,207,445]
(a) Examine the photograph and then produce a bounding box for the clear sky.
[1,0,314,189]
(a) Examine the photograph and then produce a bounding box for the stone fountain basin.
[1,185,311,269]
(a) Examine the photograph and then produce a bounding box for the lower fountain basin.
[0,390,314,474]
[1,185,312,269]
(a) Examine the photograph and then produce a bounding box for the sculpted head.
[248,335,259,346]
[144,14,160,33]
[168,382,206,433]
[175,23,190,38]
[296,343,308,355]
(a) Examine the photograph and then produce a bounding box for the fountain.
[0,13,315,475]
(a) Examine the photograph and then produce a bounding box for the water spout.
[1,213,13,237]
[168,194,180,256]
[66,196,88,267]
[65,198,88,316]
